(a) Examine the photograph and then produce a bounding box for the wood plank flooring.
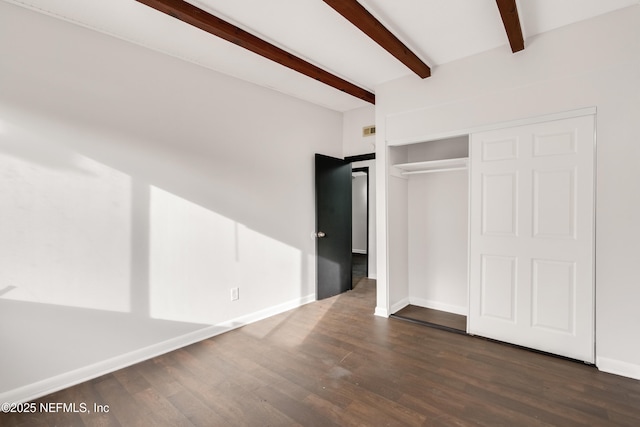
[351,253,367,284]
[392,305,467,333]
[3,278,640,426]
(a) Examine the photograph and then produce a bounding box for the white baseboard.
[215,293,315,330]
[1,293,315,404]
[352,249,367,255]
[390,297,410,315]
[374,306,389,318]
[409,297,468,316]
[596,356,640,381]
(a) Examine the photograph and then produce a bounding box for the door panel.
[531,259,576,333]
[481,172,518,236]
[315,154,352,300]
[481,137,518,161]
[533,169,576,238]
[469,115,595,362]
[480,255,517,321]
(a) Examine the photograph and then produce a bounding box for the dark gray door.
[315,154,352,300]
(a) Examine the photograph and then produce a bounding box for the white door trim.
[386,107,597,147]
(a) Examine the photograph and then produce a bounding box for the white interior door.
[469,114,595,363]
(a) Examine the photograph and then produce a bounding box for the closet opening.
[387,135,470,333]
[392,306,467,334]
[384,110,596,361]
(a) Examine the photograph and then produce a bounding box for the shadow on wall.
[0,115,308,394]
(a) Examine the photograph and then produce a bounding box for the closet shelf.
[393,157,468,175]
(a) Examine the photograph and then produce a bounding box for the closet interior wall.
[388,136,470,316]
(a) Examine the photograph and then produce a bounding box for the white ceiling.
[5,0,639,111]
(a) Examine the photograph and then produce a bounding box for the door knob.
[317,231,326,238]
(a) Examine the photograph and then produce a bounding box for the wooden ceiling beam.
[496,0,525,53]
[322,0,430,78]
[135,0,375,104]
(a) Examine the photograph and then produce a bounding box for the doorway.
[316,153,375,300]
[346,152,376,290]
[315,154,352,300]
[351,167,368,285]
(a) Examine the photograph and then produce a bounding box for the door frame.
[346,152,375,282]
[352,166,369,278]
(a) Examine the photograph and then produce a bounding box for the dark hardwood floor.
[3,278,640,426]
[351,252,367,285]
[392,305,467,333]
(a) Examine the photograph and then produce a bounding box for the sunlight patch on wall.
[0,132,131,312]
[149,186,302,325]
[236,222,302,305]
[149,186,236,324]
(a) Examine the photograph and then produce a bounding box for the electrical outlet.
[230,287,239,301]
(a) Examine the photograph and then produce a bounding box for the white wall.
[352,174,368,254]
[0,2,343,402]
[387,175,409,313]
[407,171,468,315]
[343,106,376,158]
[375,6,640,379]
[344,106,377,279]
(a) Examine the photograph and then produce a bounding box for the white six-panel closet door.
[468,115,595,363]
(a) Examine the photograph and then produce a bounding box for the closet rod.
[401,166,467,176]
